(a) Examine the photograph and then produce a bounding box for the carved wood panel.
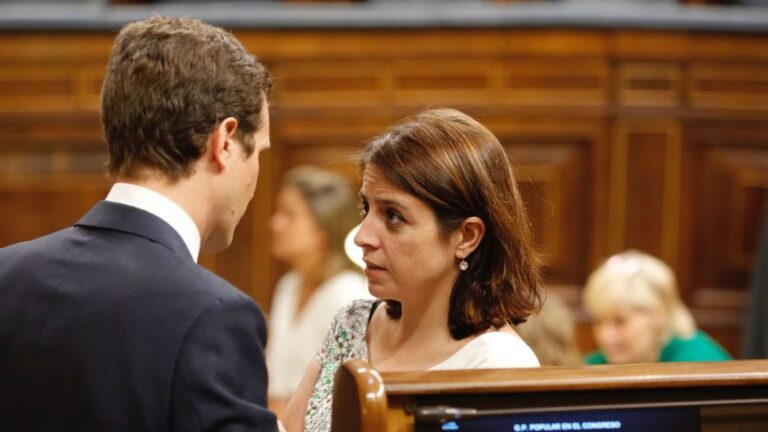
[696,135,768,290]
[689,64,768,111]
[617,62,682,108]
[608,121,683,271]
[495,128,596,285]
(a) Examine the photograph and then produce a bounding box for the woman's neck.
[370,286,462,371]
[290,248,327,283]
[291,251,328,318]
[397,295,452,343]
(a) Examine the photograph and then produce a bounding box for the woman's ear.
[455,216,485,259]
[209,117,239,172]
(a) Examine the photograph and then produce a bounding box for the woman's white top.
[266,270,369,398]
[430,330,540,370]
[304,299,539,432]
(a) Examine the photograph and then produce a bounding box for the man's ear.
[455,216,485,260]
[209,117,239,172]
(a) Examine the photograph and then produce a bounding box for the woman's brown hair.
[360,108,542,340]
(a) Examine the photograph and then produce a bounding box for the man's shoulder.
[0,227,76,266]
[0,225,252,311]
[182,263,251,303]
[121,248,253,312]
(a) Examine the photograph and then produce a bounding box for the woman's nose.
[269,214,285,234]
[597,325,620,347]
[354,217,378,249]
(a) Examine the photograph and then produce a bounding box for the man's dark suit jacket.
[0,201,277,431]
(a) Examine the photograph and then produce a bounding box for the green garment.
[584,330,732,364]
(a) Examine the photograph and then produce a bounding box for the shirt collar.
[105,182,201,262]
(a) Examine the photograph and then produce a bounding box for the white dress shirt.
[105,182,201,262]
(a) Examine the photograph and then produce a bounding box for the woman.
[284,109,542,432]
[267,166,369,402]
[582,250,731,364]
[516,292,582,366]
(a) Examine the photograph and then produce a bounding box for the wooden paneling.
[502,59,609,107]
[496,127,595,284]
[393,59,493,106]
[691,287,748,357]
[0,33,111,114]
[617,62,682,108]
[608,121,683,270]
[0,112,103,151]
[0,175,110,245]
[689,64,768,111]
[272,57,609,110]
[1,28,767,357]
[688,126,768,355]
[272,61,385,108]
[697,143,768,288]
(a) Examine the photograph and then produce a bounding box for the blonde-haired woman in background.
[267,166,369,406]
[583,250,731,364]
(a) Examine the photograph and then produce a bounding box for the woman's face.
[592,303,666,364]
[354,165,461,304]
[269,186,326,264]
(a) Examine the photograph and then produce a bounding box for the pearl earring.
[459,259,469,271]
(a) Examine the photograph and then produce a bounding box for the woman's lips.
[363,259,386,276]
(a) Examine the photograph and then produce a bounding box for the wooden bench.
[331,359,768,432]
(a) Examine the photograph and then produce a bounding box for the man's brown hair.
[101,16,272,180]
[360,108,542,340]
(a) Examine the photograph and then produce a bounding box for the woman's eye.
[359,202,369,218]
[386,208,404,225]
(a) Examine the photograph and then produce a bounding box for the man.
[0,16,277,431]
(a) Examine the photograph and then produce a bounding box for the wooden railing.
[331,359,768,432]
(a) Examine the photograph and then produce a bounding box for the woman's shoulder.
[432,330,540,370]
[269,272,300,312]
[662,330,733,362]
[330,298,378,328]
[584,351,607,364]
[316,299,375,365]
[473,331,541,368]
[273,271,300,294]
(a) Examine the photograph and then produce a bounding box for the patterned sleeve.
[314,305,345,365]
[305,299,373,432]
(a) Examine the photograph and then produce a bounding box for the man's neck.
[117,170,210,251]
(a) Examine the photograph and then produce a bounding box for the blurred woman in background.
[583,250,731,364]
[517,292,582,366]
[267,166,368,404]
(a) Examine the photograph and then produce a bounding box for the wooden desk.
[332,359,768,432]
